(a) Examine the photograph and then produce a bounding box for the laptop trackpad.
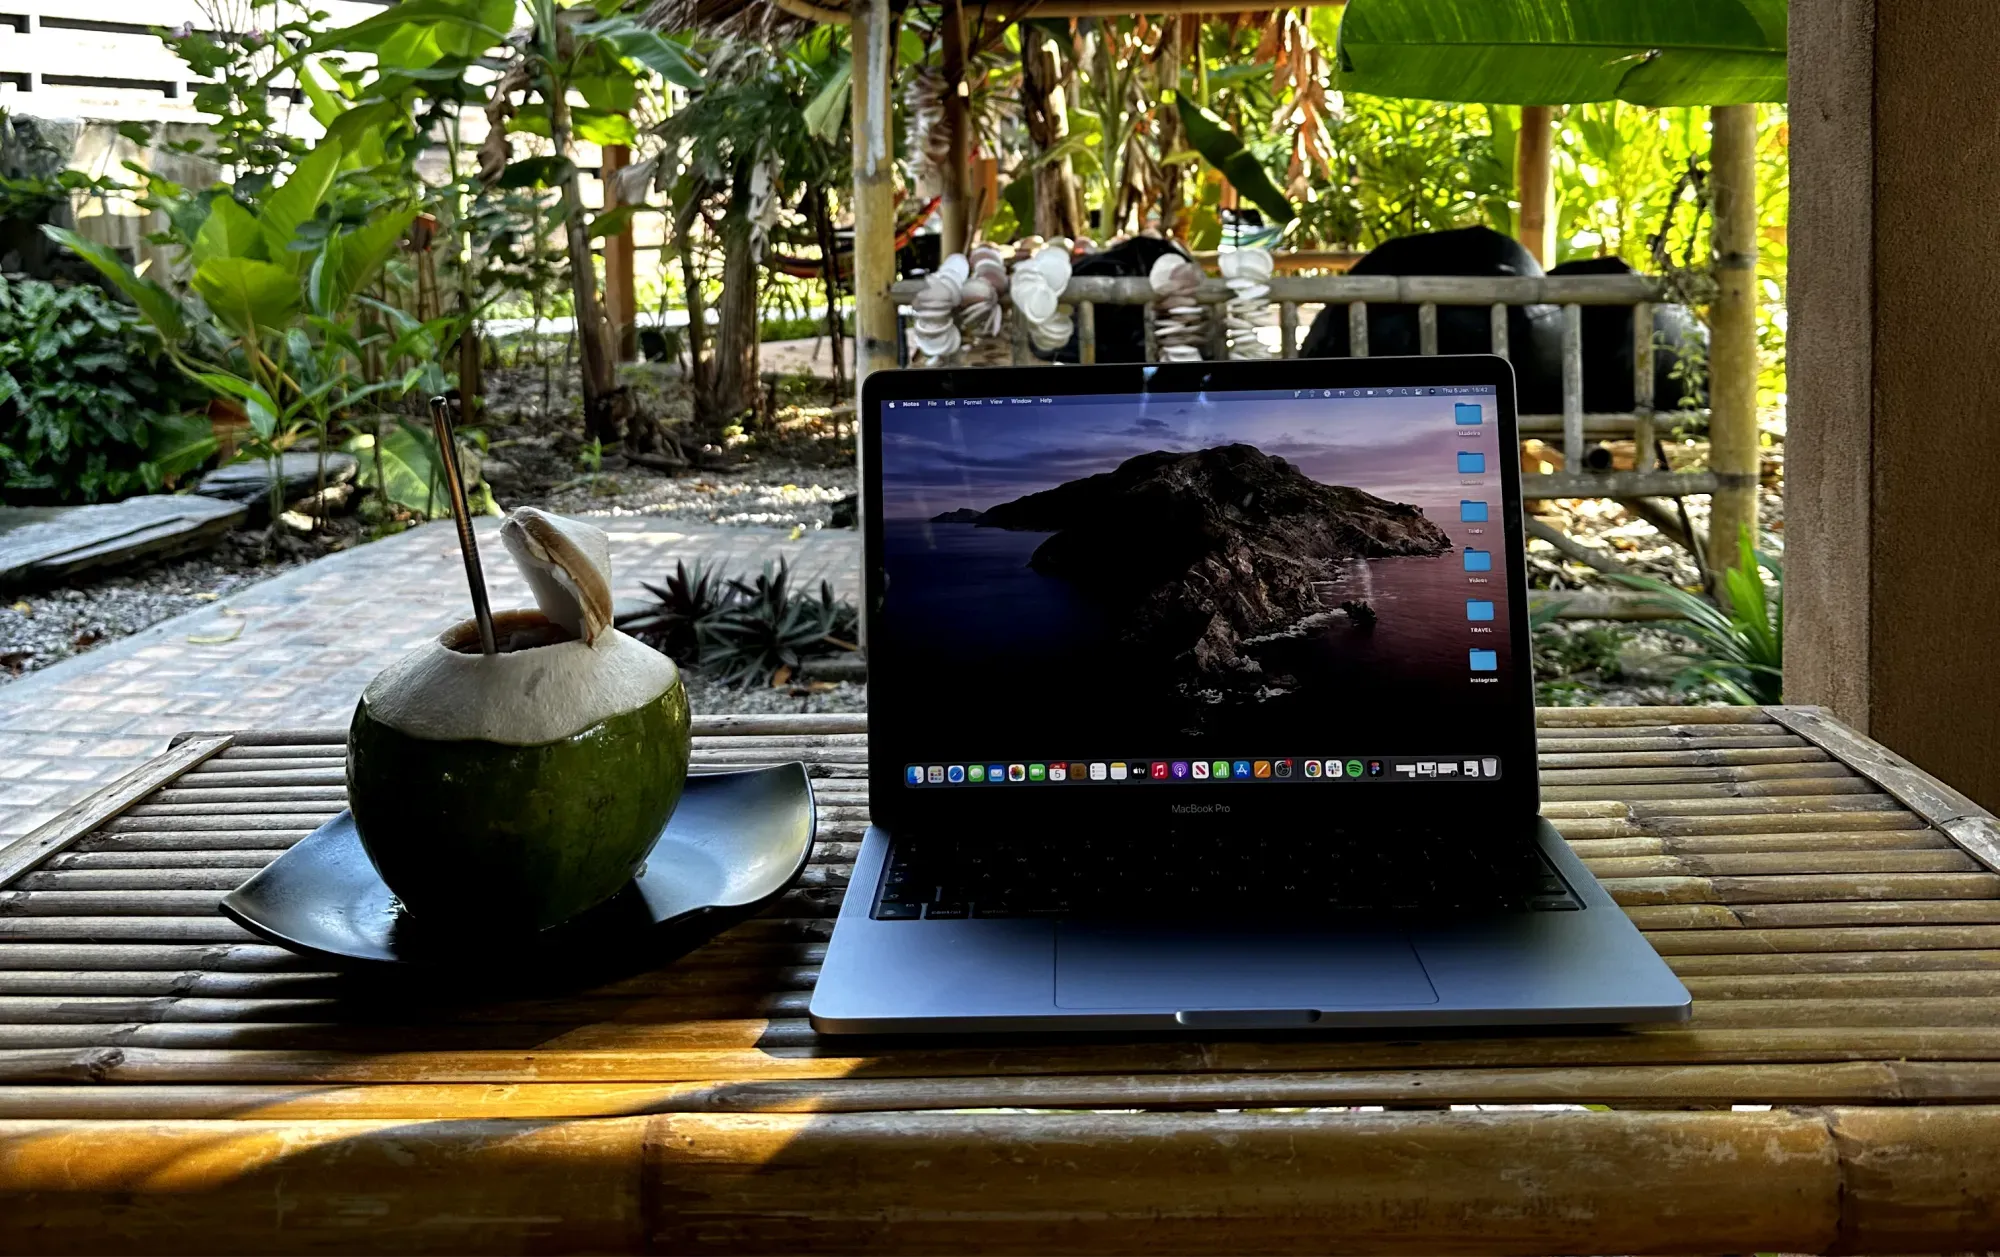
[1054,924,1439,1010]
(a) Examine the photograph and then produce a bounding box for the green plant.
[699,560,857,687]
[1611,526,1782,704]
[458,0,699,445]
[0,277,211,502]
[48,129,427,520]
[618,560,736,665]
[1334,0,1786,107]
[616,558,857,686]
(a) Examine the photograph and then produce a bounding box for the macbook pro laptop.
[810,355,1690,1033]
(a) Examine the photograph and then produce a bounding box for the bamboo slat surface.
[3,705,2000,1253]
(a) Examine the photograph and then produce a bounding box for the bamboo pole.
[850,0,899,400]
[1516,105,1555,267]
[938,0,970,256]
[1706,103,1761,588]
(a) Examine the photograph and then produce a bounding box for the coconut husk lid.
[358,508,679,745]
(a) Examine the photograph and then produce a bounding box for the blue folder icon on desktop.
[1459,499,1488,523]
[1455,403,1482,425]
[1466,599,1495,621]
[1457,451,1486,474]
[1463,548,1492,572]
[1469,649,1499,672]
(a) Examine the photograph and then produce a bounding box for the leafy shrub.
[759,311,854,343]
[1611,526,1783,705]
[0,276,212,502]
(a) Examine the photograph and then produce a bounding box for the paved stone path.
[0,517,860,841]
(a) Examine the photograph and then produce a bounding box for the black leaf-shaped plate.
[220,763,816,968]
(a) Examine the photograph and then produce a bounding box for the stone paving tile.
[0,516,860,841]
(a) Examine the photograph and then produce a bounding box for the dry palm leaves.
[1258,9,1333,205]
[640,0,812,41]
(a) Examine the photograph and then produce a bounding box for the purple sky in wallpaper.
[879,392,1499,523]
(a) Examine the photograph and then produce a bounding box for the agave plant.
[616,561,737,666]
[698,559,858,687]
[1610,526,1782,705]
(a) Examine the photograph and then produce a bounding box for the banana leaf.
[1176,96,1296,227]
[1335,0,1786,106]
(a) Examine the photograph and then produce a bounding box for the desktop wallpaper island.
[876,393,1514,751]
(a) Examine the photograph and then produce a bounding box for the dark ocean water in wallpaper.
[880,521,1511,751]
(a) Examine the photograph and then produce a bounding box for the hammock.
[765,197,942,282]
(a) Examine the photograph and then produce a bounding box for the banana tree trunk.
[673,195,710,404]
[706,162,762,423]
[1022,30,1081,239]
[939,0,971,255]
[1155,17,1187,239]
[550,88,621,446]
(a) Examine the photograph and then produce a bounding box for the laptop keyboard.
[870,831,1582,921]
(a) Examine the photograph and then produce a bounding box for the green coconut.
[347,508,690,932]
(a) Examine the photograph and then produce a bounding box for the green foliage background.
[0,277,211,503]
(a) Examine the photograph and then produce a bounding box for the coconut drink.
[347,506,691,933]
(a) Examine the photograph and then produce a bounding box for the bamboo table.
[4,706,2000,1254]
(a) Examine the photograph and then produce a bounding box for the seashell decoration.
[1011,239,1075,355]
[1218,247,1276,360]
[909,253,969,361]
[955,244,1010,340]
[909,245,1018,362]
[1148,251,1209,362]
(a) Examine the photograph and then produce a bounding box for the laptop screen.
[864,358,1535,826]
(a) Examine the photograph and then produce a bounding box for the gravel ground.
[0,537,317,683]
[527,459,856,530]
[683,673,867,714]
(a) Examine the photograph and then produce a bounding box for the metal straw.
[428,395,497,657]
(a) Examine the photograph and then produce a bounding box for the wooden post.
[1560,303,1584,467]
[600,142,637,363]
[850,0,899,398]
[1516,105,1556,267]
[1705,103,1760,586]
[1789,0,2000,811]
[939,0,971,256]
